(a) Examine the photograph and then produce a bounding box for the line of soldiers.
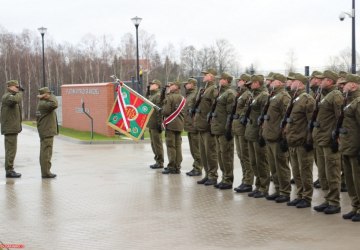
[146,69,360,222]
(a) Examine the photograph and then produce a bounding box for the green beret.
[201,68,217,76]
[315,70,339,83]
[38,87,52,95]
[247,74,264,85]
[217,72,233,82]
[310,71,322,79]
[292,73,308,85]
[268,73,286,83]
[150,79,162,87]
[344,74,360,84]
[7,80,19,87]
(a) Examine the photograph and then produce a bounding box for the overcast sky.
[0,0,355,74]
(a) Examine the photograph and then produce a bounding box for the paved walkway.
[0,126,359,250]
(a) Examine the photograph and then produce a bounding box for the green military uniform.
[161,83,185,173]
[244,75,270,197]
[262,74,291,200]
[233,82,254,191]
[313,70,343,212]
[339,74,360,221]
[286,88,315,206]
[36,87,59,177]
[183,78,202,175]
[146,80,164,169]
[1,80,23,177]
[210,73,236,188]
[194,72,218,184]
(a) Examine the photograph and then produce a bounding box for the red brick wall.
[61,83,115,137]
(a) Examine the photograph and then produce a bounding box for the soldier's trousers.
[199,131,218,180]
[234,135,253,185]
[315,146,329,190]
[215,135,234,185]
[317,146,341,206]
[187,132,202,172]
[4,134,18,172]
[165,130,182,171]
[343,155,360,213]
[289,146,313,202]
[248,141,269,193]
[266,142,291,196]
[40,136,54,176]
[149,128,164,166]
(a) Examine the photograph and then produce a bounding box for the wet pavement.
[0,126,359,250]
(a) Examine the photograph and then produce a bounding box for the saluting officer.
[262,73,291,203]
[1,80,23,178]
[339,74,360,222]
[233,74,254,193]
[211,72,236,190]
[244,75,270,198]
[36,87,58,178]
[183,78,203,176]
[194,69,219,186]
[285,73,315,208]
[147,80,165,169]
[312,70,343,214]
[161,81,185,174]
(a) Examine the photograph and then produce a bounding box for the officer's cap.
[267,73,286,83]
[310,71,322,79]
[315,70,339,83]
[290,73,308,85]
[343,74,360,84]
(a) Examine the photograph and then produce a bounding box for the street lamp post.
[38,27,47,87]
[339,0,356,73]
[131,16,142,94]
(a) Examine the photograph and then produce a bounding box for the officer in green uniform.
[339,74,360,222]
[313,70,343,214]
[194,69,219,186]
[210,72,236,189]
[233,74,254,193]
[285,73,315,208]
[1,80,23,178]
[183,78,203,176]
[244,75,270,198]
[146,79,164,169]
[262,73,291,203]
[36,87,58,178]
[161,81,185,174]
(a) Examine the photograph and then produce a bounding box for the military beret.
[310,71,322,79]
[169,81,182,88]
[201,68,217,76]
[268,73,286,83]
[247,75,264,85]
[291,73,308,85]
[315,70,339,83]
[217,72,233,82]
[6,80,19,87]
[344,74,360,84]
[150,79,162,87]
[38,87,52,95]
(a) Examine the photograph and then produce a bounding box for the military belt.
[286,118,293,123]
[339,128,348,134]
[232,114,240,119]
[313,121,320,128]
[195,108,201,113]
[212,112,217,118]
[264,115,270,121]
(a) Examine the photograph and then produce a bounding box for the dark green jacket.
[210,85,236,135]
[146,89,162,129]
[1,90,22,135]
[36,94,59,138]
[285,90,315,147]
[244,88,268,142]
[339,90,360,156]
[184,87,197,133]
[232,89,251,136]
[194,81,217,132]
[262,87,290,141]
[313,86,343,146]
[162,89,184,132]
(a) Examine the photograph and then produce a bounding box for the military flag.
[107,81,156,141]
